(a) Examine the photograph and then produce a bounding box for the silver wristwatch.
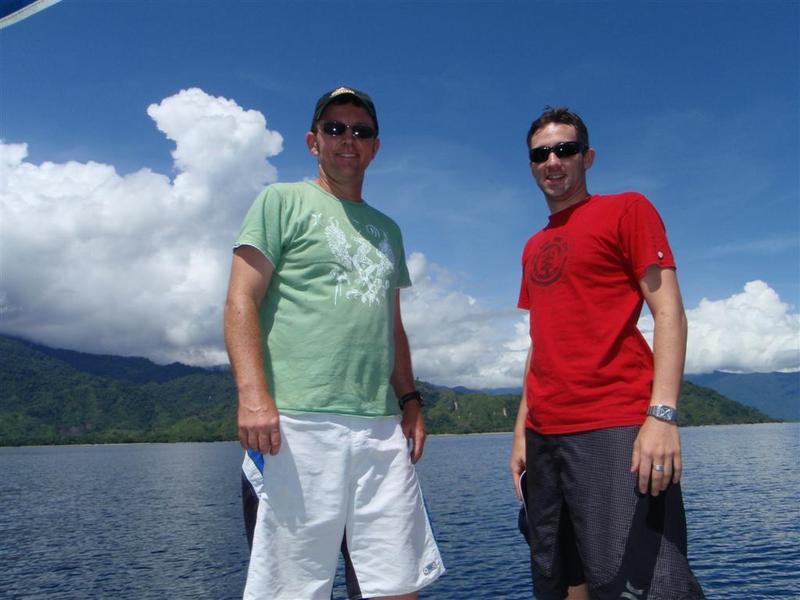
[646,404,678,423]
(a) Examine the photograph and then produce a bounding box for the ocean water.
[1,423,798,599]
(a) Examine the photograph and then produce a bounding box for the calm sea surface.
[1,423,798,599]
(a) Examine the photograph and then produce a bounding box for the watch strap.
[399,391,424,410]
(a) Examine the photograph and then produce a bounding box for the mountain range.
[451,372,798,422]
[0,334,785,447]
[684,371,798,421]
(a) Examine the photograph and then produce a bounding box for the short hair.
[526,106,590,149]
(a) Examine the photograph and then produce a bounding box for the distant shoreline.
[3,422,795,449]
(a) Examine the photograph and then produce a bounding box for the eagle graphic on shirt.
[321,216,394,306]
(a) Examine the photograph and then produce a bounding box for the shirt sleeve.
[233,186,283,267]
[395,239,412,289]
[618,193,676,280]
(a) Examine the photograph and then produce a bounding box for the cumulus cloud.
[147,88,282,209]
[405,271,800,388]
[638,280,800,374]
[402,252,527,388]
[0,88,282,365]
[2,89,797,386]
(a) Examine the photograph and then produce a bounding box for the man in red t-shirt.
[509,107,704,600]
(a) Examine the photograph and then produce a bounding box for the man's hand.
[400,400,426,464]
[631,416,682,496]
[510,432,526,501]
[238,393,281,455]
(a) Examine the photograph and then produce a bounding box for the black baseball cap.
[310,86,379,133]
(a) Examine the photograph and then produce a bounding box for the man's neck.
[315,174,363,203]
[546,189,590,215]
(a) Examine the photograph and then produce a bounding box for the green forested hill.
[0,336,238,445]
[8,336,210,383]
[417,380,775,434]
[0,335,778,446]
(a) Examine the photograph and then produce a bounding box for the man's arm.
[510,345,532,500]
[390,290,426,464]
[224,245,281,455]
[631,265,688,496]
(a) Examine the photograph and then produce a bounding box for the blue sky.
[1,1,798,387]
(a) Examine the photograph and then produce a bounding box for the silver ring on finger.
[653,464,665,472]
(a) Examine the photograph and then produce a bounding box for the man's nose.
[340,125,357,140]
[543,150,561,166]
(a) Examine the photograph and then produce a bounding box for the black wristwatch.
[399,391,424,410]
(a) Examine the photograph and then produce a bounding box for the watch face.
[649,405,677,422]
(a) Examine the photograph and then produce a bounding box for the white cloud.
[2,89,797,387]
[405,270,799,389]
[402,252,528,389]
[0,88,282,365]
[147,88,282,209]
[638,280,800,374]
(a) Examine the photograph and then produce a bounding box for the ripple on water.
[2,425,799,599]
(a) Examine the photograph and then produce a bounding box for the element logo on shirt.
[530,235,569,286]
[323,216,394,306]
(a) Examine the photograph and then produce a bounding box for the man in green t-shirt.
[224,87,444,600]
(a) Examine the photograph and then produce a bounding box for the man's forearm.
[634,304,686,495]
[649,307,688,408]
[391,324,415,397]
[509,345,531,496]
[224,294,271,406]
[513,395,528,437]
[224,248,281,454]
[390,291,416,398]
[225,290,283,454]
[514,345,533,437]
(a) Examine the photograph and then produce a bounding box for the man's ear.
[305,131,319,156]
[583,147,595,171]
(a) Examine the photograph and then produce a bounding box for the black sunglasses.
[320,120,377,139]
[529,141,585,163]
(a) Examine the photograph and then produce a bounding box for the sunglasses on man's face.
[319,120,377,139]
[529,141,585,164]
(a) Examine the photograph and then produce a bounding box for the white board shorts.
[242,413,445,599]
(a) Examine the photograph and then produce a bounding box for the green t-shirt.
[234,181,412,417]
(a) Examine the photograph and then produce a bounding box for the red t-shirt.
[518,192,676,434]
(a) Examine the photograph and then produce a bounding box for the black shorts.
[525,426,705,600]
